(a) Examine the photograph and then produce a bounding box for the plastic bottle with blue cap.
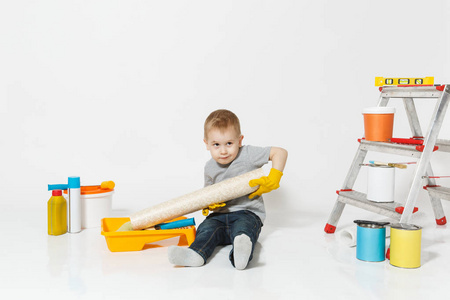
[48,176,81,233]
[68,177,81,233]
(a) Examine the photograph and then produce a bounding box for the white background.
[2,1,450,299]
[2,0,450,217]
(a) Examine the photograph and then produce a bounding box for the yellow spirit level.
[375,77,434,86]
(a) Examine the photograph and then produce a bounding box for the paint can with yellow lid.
[389,223,422,268]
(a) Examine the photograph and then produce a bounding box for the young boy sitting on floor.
[168,109,288,270]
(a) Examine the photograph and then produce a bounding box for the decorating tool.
[368,160,407,169]
[325,83,450,234]
[360,161,411,169]
[102,217,196,252]
[375,77,434,86]
[138,218,196,231]
[129,168,265,230]
[422,175,450,179]
[117,218,195,232]
[155,218,195,230]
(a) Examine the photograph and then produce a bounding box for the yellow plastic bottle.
[48,190,67,236]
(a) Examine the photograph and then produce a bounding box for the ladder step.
[359,139,424,158]
[380,85,444,98]
[436,139,450,153]
[337,190,402,220]
[424,185,450,201]
[326,84,450,233]
[358,139,450,155]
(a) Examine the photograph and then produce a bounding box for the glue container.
[362,107,395,142]
[68,176,81,233]
[64,185,114,229]
[48,190,67,236]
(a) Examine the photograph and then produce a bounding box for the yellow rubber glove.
[248,168,283,199]
[202,202,226,216]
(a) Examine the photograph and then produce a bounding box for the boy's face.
[204,126,243,165]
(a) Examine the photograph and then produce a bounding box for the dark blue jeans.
[189,210,263,267]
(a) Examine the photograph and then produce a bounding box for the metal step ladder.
[325,84,450,233]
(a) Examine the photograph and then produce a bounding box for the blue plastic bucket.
[354,220,389,262]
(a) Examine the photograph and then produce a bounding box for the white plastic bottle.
[68,176,81,233]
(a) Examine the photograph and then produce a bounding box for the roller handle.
[388,163,407,169]
[156,218,196,230]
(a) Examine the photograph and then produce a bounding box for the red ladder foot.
[436,216,447,225]
[324,223,336,233]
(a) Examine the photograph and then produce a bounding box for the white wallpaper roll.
[130,168,265,230]
[337,227,357,247]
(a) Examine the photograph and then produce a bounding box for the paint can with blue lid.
[354,220,389,262]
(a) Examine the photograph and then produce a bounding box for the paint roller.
[128,168,265,230]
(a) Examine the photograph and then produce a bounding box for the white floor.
[2,200,450,300]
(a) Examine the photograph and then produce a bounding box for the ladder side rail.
[325,146,368,233]
[326,93,390,232]
[425,164,446,224]
[403,97,424,137]
[341,146,368,190]
[436,139,450,152]
[377,96,390,107]
[403,97,446,223]
[325,202,345,233]
[400,86,450,223]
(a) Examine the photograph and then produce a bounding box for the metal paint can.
[390,223,422,268]
[354,220,389,262]
[367,165,395,203]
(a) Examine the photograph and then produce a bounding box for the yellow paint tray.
[101,216,196,252]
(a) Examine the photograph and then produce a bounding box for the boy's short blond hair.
[204,109,241,139]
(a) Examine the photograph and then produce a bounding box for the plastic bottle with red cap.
[47,190,67,236]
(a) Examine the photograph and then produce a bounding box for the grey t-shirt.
[204,145,271,223]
